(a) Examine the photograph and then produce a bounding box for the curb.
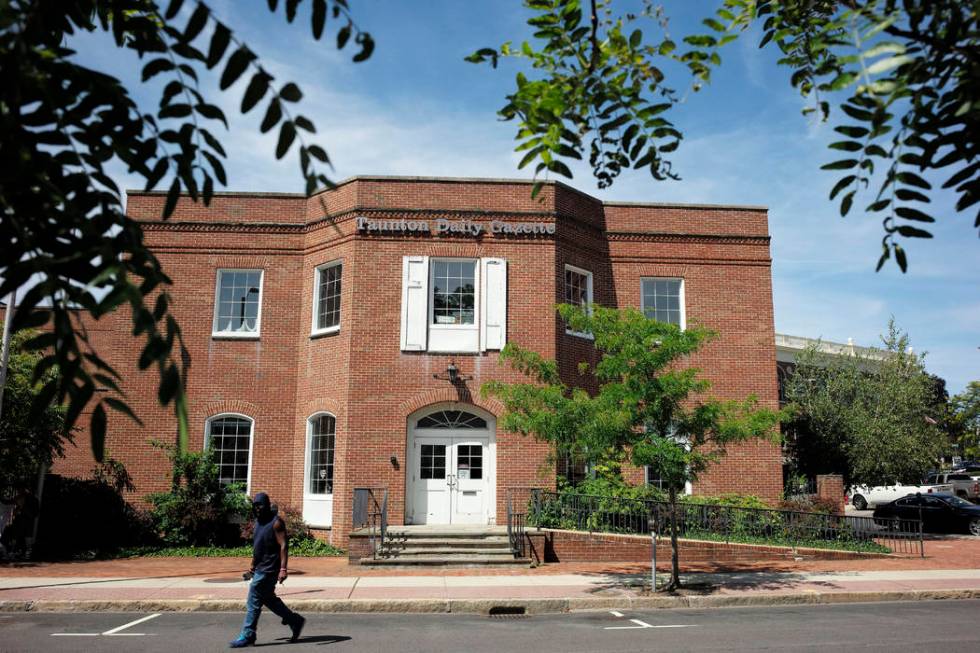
[2,589,979,615]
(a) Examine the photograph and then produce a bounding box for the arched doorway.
[406,404,496,525]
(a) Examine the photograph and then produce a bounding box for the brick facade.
[45,176,782,546]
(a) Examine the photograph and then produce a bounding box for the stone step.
[385,529,507,539]
[383,548,515,557]
[382,537,511,548]
[360,556,531,567]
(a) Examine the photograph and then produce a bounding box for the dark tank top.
[252,515,283,573]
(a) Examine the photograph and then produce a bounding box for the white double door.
[411,434,489,525]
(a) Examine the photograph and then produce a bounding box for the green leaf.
[629,29,642,48]
[894,207,935,223]
[894,244,907,272]
[840,190,855,216]
[866,54,912,76]
[207,23,231,68]
[91,403,107,463]
[821,159,858,171]
[896,225,933,238]
[829,175,856,200]
[220,46,254,90]
[163,178,181,219]
[165,0,185,21]
[895,188,930,203]
[312,0,327,39]
[337,24,351,49]
[353,33,374,62]
[895,172,931,190]
[260,98,283,133]
[829,141,862,152]
[276,121,297,159]
[279,82,303,103]
[866,199,890,212]
[241,71,272,113]
[183,3,210,42]
[142,58,175,82]
[159,365,181,404]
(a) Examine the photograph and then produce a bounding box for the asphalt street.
[1,600,978,652]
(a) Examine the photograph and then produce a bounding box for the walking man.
[230,492,305,648]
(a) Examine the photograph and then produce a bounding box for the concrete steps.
[359,526,530,567]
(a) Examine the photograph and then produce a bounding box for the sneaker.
[289,615,306,642]
[229,635,255,648]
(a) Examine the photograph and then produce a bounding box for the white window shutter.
[480,258,507,351]
[400,256,429,351]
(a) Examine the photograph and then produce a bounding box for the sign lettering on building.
[355,216,555,236]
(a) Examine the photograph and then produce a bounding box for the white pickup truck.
[849,481,954,510]
[925,473,980,501]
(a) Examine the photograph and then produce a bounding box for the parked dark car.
[873,493,980,536]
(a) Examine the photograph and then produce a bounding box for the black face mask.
[252,493,273,521]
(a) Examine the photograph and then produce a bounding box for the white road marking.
[51,613,161,637]
[102,613,161,635]
[605,618,697,630]
[609,610,624,617]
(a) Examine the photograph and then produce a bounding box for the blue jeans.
[238,570,299,641]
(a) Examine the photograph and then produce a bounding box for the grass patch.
[112,540,345,559]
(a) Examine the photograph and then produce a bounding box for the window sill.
[212,332,260,340]
[310,326,341,340]
[565,329,594,340]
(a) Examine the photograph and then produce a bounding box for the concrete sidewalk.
[2,568,979,614]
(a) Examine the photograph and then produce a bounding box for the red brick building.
[50,176,782,545]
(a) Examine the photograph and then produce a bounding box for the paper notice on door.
[457,469,470,480]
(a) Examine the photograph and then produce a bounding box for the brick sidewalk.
[1,535,977,579]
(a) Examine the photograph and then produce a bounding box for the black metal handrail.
[520,489,924,557]
[352,487,388,559]
[507,489,527,558]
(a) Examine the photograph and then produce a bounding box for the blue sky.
[72,1,979,393]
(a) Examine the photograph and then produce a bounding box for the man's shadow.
[262,635,352,646]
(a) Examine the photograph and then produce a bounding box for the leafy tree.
[467,0,978,270]
[783,320,946,486]
[483,304,781,591]
[950,381,980,461]
[0,0,374,460]
[0,330,68,493]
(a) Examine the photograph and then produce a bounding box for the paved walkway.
[1,536,977,612]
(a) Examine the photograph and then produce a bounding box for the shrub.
[779,496,841,514]
[146,444,250,546]
[33,457,153,559]
[240,504,312,543]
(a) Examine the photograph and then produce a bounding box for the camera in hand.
[242,571,254,581]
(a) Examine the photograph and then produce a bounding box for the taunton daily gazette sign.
[355,216,555,236]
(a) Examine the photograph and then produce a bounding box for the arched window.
[206,415,253,489]
[307,414,336,495]
[416,410,487,429]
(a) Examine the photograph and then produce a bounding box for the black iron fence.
[524,490,924,557]
[506,488,529,558]
[352,487,388,559]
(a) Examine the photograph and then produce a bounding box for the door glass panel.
[420,444,446,479]
[456,444,482,480]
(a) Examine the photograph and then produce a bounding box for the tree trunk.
[663,486,682,592]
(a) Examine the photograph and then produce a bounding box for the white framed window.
[400,256,507,353]
[306,413,336,495]
[312,260,342,335]
[564,264,593,338]
[641,277,685,328]
[212,269,264,337]
[205,414,254,492]
[430,259,477,327]
[644,424,692,495]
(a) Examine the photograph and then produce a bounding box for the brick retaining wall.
[526,528,889,564]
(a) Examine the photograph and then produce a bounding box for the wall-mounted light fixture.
[433,360,472,384]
